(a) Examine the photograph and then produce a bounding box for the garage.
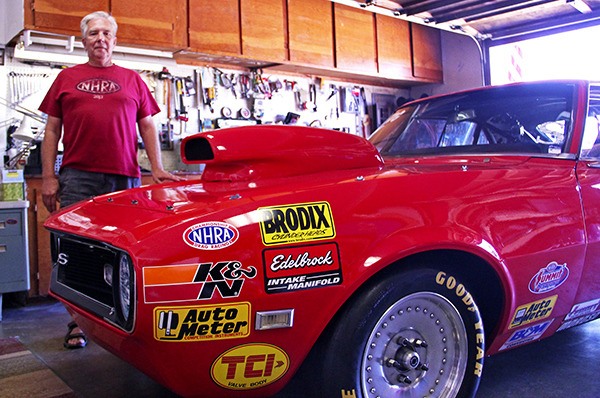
[2,1,600,397]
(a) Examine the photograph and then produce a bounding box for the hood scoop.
[181,125,384,182]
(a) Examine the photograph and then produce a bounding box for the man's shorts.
[58,167,141,209]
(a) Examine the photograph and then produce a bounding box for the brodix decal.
[435,271,484,378]
[154,302,250,342]
[211,343,290,390]
[259,202,335,246]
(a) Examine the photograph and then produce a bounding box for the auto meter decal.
[528,262,569,294]
[258,201,335,246]
[143,261,257,303]
[509,295,557,329]
[154,302,250,342]
[183,221,239,250]
[263,242,342,293]
[500,320,553,351]
[211,343,289,390]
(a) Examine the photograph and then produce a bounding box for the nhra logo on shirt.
[259,202,335,246]
[154,302,250,342]
[509,295,557,329]
[183,221,239,250]
[76,78,121,94]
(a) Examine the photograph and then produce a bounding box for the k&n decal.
[258,201,335,246]
[143,261,257,303]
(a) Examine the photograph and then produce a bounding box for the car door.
[571,84,600,328]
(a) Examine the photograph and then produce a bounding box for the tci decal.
[258,202,335,246]
[154,302,250,342]
[143,261,257,303]
[528,262,569,294]
[500,320,553,351]
[183,221,239,250]
[509,295,557,329]
[211,343,289,390]
[263,243,342,294]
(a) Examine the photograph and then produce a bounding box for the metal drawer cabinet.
[0,204,30,320]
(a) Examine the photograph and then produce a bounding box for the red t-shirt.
[39,63,160,178]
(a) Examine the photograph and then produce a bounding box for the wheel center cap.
[396,347,421,370]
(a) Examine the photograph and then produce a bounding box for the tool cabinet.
[0,201,30,320]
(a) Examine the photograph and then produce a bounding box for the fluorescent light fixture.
[14,30,175,72]
[568,0,592,13]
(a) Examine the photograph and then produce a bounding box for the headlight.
[116,253,135,329]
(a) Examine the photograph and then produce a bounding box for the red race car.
[46,80,600,398]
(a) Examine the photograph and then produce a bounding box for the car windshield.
[369,83,576,157]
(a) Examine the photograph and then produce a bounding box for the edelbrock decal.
[183,221,239,250]
[528,262,569,294]
[263,242,342,293]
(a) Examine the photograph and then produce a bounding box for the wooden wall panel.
[288,0,334,68]
[241,0,287,62]
[376,15,412,79]
[411,23,444,82]
[334,3,377,74]
[189,0,241,56]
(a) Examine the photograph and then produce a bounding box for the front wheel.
[318,268,485,398]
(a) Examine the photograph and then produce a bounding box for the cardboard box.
[1,170,25,201]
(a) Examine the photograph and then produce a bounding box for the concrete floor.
[1,296,600,397]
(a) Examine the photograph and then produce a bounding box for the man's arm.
[41,115,62,213]
[138,115,182,184]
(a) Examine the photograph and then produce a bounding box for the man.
[39,11,181,348]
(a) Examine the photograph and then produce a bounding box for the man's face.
[82,18,116,65]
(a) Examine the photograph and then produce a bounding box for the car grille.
[55,237,118,307]
[50,232,134,331]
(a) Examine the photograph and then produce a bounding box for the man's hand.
[151,168,185,184]
[42,175,60,213]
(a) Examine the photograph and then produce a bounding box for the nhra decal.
[263,243,342,293]
[211,343,289,390]
[500,320,553,351]
[259,201,335,246]
[528,262,569,294]
[76,78,121,94]
[509,295,557,329]
[143,261,257,303]
[183,221,239,250]
[154,302,250,342]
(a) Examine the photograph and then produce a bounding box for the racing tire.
[317,267,485,398]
